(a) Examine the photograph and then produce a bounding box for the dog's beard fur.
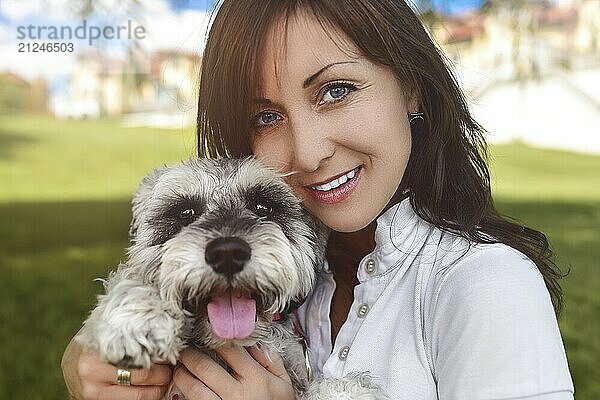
[76,157,389,399]
[117,157,325,348]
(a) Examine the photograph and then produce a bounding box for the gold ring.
[116,369,132,386]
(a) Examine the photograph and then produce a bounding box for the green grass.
[487,144,600,398]
[489,144,600,202]
[1,114,197,202]
[0,200,132,399]
[1,114,599,399]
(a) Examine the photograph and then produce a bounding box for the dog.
[76,157,389,399]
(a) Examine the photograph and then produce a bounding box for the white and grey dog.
[76,157,389,399]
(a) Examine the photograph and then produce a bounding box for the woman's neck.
[326,222,376,341]
[325,189,408,341]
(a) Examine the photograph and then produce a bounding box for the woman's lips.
[305,166,362,204]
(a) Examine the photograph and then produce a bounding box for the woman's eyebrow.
[302,61,358,89]
[254,98,279,107]
[253,61,359,106]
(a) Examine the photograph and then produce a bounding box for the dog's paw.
[94,312,184,369]
[303,372,390,400]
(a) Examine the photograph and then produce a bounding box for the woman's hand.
[174,345,295,400]
[61,336,172,400]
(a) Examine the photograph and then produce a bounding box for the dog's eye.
[180,208,196,220]
[254,203,272,217]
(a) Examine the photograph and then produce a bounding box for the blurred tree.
[0,74,26,114]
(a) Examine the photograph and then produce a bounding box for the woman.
[61,0,574,399]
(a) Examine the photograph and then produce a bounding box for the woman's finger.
[215,344,259,377]
[179,347,237,387]
[127,364,173,386]
[95,384,168,400]
[173,364,221,400]
[79,350,172,386]
[247,344,292,384]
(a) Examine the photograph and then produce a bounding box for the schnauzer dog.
[76,157,389,399]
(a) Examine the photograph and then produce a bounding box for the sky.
[0,0,487,83]
[430,0,485,14]
[0,0,212,80]
[169,0,486,14]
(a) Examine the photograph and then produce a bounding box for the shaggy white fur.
[76,157,389,399]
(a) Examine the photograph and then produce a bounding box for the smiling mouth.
[309,166,361,191]
[305,165,363,205]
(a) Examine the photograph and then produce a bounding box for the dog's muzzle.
[205,237,251,278]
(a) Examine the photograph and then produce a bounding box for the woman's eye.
[320,83,355,105]
[255,111,281,127]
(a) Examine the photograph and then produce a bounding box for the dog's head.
[127,157,327,348]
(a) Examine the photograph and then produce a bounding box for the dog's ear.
[129,165,169,239]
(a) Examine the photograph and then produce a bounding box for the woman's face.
[251,11,415,232]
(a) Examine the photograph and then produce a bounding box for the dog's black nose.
[205,237,251,277]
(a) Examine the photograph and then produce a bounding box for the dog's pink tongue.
[207,290,256,340]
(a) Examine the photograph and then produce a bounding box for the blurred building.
[573,0,600,60]
[52,50,134,119]
[52,49,201,126]
[149,50,200,110]
[429,0,599,95]
[427,0,600,154]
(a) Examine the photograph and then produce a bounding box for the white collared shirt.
[297,199,574,399]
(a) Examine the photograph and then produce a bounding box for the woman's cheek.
[252,133,291,170]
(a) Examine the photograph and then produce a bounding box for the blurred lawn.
[0,114,197,201]
[1,114,598,399]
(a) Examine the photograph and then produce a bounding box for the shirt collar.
[374,197,423,249]
[355,197,432,280]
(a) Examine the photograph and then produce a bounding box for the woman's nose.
[288,115,335,173]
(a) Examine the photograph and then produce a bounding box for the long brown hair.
[196,0,566,315]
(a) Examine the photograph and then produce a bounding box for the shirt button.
[365,259,377,274]
[357,303,369,318]
[338,346,350,361]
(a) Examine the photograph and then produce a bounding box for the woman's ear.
[407,85,421,114]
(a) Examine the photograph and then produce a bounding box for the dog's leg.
[76,271,185,369]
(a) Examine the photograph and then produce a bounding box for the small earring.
[408,112,424,124]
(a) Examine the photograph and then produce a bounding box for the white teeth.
[311,167,359,191]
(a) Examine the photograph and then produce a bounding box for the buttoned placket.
[302,199,440,385]
[306,269,336,376]
[323,253,389,377]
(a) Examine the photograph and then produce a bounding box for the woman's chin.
[311,209,373,233]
